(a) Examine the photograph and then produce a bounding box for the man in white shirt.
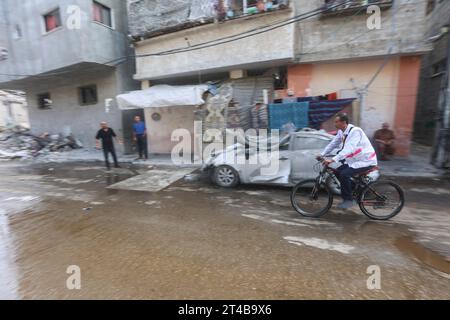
[321,114,378,210]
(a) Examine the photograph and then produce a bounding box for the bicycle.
[290,156,405,220]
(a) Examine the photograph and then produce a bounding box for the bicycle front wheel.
[359,181,405,220]
[291,179,333,218]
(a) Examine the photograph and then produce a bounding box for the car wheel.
[213,165,239,188]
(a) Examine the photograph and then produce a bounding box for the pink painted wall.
[393,56,422,156]
[287,64,313,97]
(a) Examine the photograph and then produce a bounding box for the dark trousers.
[103,146,119,169]
[336,164,374,201]
[136,134,148,159]
[373,140,395,160]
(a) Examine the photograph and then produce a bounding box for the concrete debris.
[0,126,83,160]
[83,207,93,213]
[107,167,196,192]
[128,0,290,40]
[128,0,212,40]
[184,173,200,182]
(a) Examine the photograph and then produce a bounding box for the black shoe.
[115,165,121,169]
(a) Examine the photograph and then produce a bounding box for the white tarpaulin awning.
[116,84,209,110]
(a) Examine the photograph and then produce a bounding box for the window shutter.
[93,4,102,22]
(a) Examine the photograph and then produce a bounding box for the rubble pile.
[0,126,83,160]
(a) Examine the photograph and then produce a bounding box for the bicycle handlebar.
[317,156,332,162]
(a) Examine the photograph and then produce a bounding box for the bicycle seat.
[354,166,379,177]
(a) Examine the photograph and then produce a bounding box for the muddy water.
[395,237,450,276]
[0,161,449,299]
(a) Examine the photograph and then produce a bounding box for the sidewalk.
[380,143,447,179]
[25,143,449,179]
[35,149,200,168]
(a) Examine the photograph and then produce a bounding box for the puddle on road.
[395,237,450,276]
[409,187,450,196]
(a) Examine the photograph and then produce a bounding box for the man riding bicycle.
[320,114,378,210]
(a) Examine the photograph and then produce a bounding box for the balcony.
[322,0,393,17]
[133,1,295,81]
[217,0,290,20]
[129,0,290,41]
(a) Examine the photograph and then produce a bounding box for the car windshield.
[292,135,331,151]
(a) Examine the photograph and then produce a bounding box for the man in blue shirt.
[133,116,148,160]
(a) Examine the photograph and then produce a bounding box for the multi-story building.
[127,0,430,156]
[0,0,138,149]
[414,0,450,168]
[0,90,29,128]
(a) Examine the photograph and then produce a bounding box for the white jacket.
[321,124,378,169]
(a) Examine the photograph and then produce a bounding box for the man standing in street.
[133,116,148,160]
[320,114,378,210]
[96,122,122,170]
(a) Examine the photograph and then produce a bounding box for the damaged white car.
[202,129,339,188]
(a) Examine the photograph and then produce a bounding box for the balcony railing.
[323,0,393,16]
[217,0,290,21]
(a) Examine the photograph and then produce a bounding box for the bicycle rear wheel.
[359,181,405,220]
[291,179,333,218]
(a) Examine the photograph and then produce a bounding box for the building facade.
[0,90,29,128]
[414,0,450,168]
[128,0,430,156]
[0,0,139,150]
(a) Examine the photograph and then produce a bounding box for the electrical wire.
[0,0,428,79]
[138,0,356,57]
[0,0,355,78]
[298,0,426,57]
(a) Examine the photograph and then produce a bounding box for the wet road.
[0,161,449,299]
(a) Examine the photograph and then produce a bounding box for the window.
[324,0,393,14]
[431,59,447,77]
[222,1,286,18]
[293,136,330,151]
[43,9,62,33]
[426,0,436,15]
[78,85,98,106]
[37,93,52,110]
[0,48,8,61]
[93,1,112,27]
[13,25,22,40]
[274,66,288,90]
[247,0,259,8]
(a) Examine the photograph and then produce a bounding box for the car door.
[290,134,331,183]
[246,136,292,185]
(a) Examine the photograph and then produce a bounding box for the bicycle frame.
[292,157,404,220]
[313,161,383,203]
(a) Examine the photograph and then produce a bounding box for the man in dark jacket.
[373,122,396,161]
[95,122,121,170]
